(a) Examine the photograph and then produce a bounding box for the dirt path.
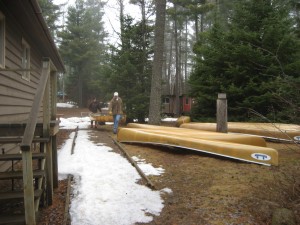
[120,140,300,225]
[38,108,300,225]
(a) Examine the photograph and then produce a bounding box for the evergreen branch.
[247,108,300,148]
[246,41,286,77]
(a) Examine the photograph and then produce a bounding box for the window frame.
[21,38,30,81]
[0,11,5,68]
[163,97,170,104]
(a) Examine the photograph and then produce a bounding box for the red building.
[162,79,193,117]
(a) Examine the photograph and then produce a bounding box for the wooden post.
[216,93,228,133]
[22,150,35,224]
[43,63,53,205]
[52,136,58,188]
[51,71,58,188]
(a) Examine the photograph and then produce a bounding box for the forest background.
[39,0,300,124]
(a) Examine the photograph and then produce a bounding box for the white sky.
[57,103,173,224]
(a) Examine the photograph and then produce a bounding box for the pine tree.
[58,0,107,107]
[38,0,62,40]
[107,16,153,122]
[189,0,300,122]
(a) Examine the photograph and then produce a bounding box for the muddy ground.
[38,107,300,225]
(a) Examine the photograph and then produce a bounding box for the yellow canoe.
[118,124,278,166]
[89,113,126,123]
[176,116,191,127]
[126,123,267,147]
[180,122,300,142]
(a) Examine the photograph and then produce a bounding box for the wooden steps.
[0,137,49,144]
[0,153,46,161]
[0,170,45,180]
[0,215,25,225]
[0,189,43,200]
[0,121,56,224]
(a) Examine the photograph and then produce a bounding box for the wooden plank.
[0,137,49,144]
[0,152,46,161]
[0,170,44,180]
[0,106,32,115]
[21,60,50,151]
[0,114,30,124]
[22,150,35,225]
[0,215,25,225]
[51,71,57,120]
[0,121,57,136]
[44,74,53,205]
[0,123,43,136]
[0,71,37,90]
[5,47,22,69]
[0,95,33,106]
[50,121,60,136]
[0,189,43,200]
[52,135,58,188]
[112,138,156,190]
[0,84,33,100]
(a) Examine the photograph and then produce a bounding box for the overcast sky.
[53,0,141,44]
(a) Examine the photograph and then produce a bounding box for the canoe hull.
[180,122,300,142]
[118,126,278,166]
[89,113,126,123]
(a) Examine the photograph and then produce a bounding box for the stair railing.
[20,59,50,225]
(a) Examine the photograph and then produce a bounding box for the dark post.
[216,93,228,133]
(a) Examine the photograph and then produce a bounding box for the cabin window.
[163,97,170,104]
[21,38,30,81]
[0,12,5,68]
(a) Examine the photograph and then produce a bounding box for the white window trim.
[0,11,5,68]
[21,38,30,81]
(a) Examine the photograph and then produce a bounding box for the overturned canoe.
[89,113,126,124]
[126,123,267,147]
[176,116,191,127]
[118,125,279,166]
[180,122,300,142]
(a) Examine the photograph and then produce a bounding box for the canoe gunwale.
[119,140,272,166]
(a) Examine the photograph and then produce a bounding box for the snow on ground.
[57,102,78,108]
[57,107,173,225]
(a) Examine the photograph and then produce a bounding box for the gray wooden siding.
[0,7,51,172]
[0,11,45,124]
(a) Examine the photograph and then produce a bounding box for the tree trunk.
[149,0,166,125]
[174,4,181,116]
[119,0,125,47]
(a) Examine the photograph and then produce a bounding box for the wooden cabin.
[0,1,64,224]
[162,80,193,117]
[162,95,193,117]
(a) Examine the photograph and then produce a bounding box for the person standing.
[89,97,102,128]
[109,92,123,134]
